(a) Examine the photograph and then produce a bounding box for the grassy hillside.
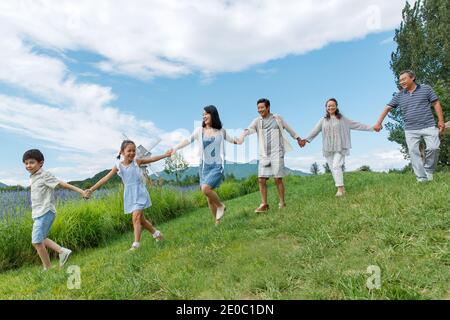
[0,172,449,300]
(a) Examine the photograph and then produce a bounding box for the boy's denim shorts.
[31,211,56,244]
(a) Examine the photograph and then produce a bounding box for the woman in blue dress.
[172,105,241,225]
[87,140,172,251]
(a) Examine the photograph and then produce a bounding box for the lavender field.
[0,189,115,220]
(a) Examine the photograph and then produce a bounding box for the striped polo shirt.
[387,84,439,131]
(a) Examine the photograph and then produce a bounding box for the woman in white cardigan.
[170,105,240,225]
[302,98,376,196]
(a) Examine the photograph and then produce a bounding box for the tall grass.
[0,177,259,272]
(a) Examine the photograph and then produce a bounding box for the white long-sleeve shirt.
[305,116,374,156]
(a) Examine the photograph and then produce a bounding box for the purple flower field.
[0,189,114,219]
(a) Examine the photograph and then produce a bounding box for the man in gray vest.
[238,98,303,213]
[374,70,446,182]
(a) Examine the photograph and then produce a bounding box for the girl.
[87,140,172,251]
[302,98,375,196]
[171,105,241,225]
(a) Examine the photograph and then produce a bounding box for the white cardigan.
[174,127,237,167]
[305,116,374,156]
[246,114,300,159]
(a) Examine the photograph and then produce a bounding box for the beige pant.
[325,152,345,187]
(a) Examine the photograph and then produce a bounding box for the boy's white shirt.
[246,114,300,159]
[30,168,60,219]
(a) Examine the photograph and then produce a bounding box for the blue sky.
[0,1,411,186]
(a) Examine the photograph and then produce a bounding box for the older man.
[374,70,446,182]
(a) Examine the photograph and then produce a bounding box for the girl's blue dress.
[116,159,152,214]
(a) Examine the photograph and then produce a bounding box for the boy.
[23,149,87,270]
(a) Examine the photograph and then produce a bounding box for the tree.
[358,165,372,172]
[323,162,331,173]
[310,162,320,175]
[164,153,189,185]
[388,0,449,169]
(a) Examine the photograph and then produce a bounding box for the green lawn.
[0,172,449,300]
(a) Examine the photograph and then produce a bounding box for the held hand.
[301,140,308,148]
[236,137,244,145]
[373,123,383,132]
[298,139,307,148]
[165,149,174,157]
[82,189,92,199]
[438,121,445,134]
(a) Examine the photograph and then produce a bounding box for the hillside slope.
[0,173,449,300]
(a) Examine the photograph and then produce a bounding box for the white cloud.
[0,0,411,183]
[0,0,408,79]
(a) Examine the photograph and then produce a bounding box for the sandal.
[254,204,269,213]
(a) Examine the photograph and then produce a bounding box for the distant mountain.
[151,161,310,181]
[68,169,122,189]
[67,162,310,187]
[0,182,8,188]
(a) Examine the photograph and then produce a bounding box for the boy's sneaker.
[152,230,163,241]
[59,248,72,267]
[426,172,433,181]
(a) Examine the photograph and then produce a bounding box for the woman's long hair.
[324,98,342,120]
[202,105,223,130]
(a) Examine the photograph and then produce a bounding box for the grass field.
[0,172,449,300]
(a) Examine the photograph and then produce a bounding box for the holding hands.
[438,121,446,134]
[373,123,383,132]
[296,138,307,148]
[299,139,308,148]
[165,149,174,157]
[82,188,92,200]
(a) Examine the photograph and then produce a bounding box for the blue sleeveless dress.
[200,134,224,189]
[116,160,152,214]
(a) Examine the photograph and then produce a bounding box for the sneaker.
[59,248,72,267]
[254,204,269,213]
[152,230,163,241]
[335,191,344,197]
[128,242,140,251]
[216,204,226,221]
[278,203,286,209]
[426,172,434,181]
